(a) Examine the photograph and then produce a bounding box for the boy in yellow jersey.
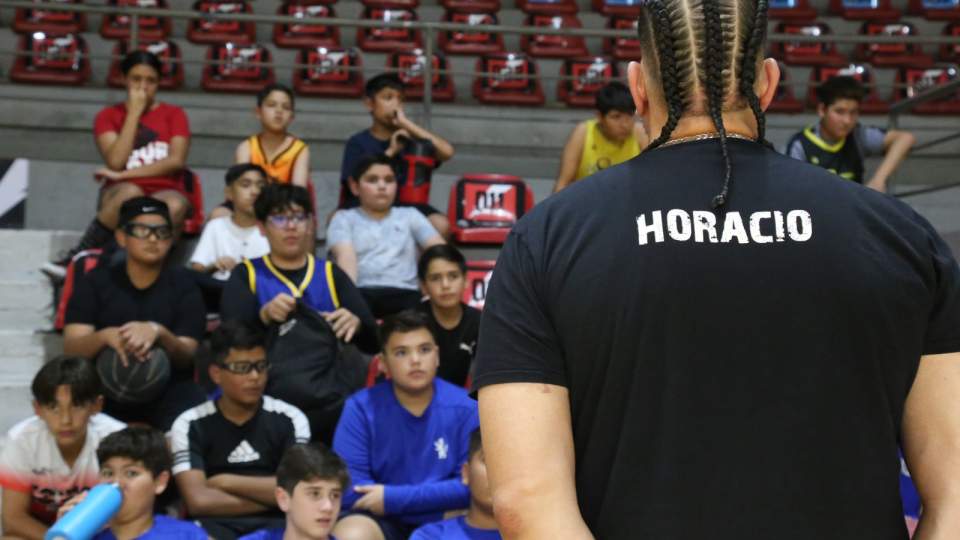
[553,81,649,193]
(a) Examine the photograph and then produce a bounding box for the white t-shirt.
[189,217,270,280]
[0,413,125,524]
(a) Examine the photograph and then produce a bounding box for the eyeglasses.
[267,213,309,229]
[123,223,173,241]
[217,360,271,375]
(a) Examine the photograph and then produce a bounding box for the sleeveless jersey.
[576,119,641,181]
[248,135,307,184]
[786,125,864,183]
[242,254,339,313]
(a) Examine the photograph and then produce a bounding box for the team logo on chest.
[227,440,261,463]
[434,437,449,460]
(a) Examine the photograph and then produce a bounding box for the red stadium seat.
[829,0,901,20]
[473,52,545,105]
[293,46,365,98]
[202,43,275,93]
[356,8,422,52]
[521,14,588,58]
[768,0,818,21]
[590,0,639,17]
[855,21,932,67]
[14,0,86,34]
[361,0,419,8]
[365,355,388,387]
[895,64,960,114]
[462,259,495,310]
[808,63,890,113]
[772,22,846,66]
[180,169,206,235]
[939,22,960,61]
[768,61,805,113]
[387,50,456,102]
[908,0,960,20]
[107,40,183,89]
[439,11,504,55]
[100,0,170,41]
[602,15,641,61]
[557,56,620,108]
[11,32,90,85]
[273,3,340,49]
[447,175,535,244]
[516,0,577,15]
[442,0,499,9]
[188,1,255,45]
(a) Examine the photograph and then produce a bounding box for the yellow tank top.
[575,119,641,181]
[248,135,307,184]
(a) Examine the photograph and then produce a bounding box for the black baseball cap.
[118,196,172,227]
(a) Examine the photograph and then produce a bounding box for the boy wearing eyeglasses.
[171,321,311,540]
[63,197,206,430]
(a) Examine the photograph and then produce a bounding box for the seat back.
[602,15,641,61]
[522,14,587,58]
[293,46,365,97]
[202,43,275,92]
[439,11,503,55]
[14,0,86,34]
[896,64,960,112]
[767,0,818,20]
[101,0,170,40]
[107,40,183,89]
[361,0,419,8]
[939,22,960,61]
[856,21,930,66]
[462,260,496,310]
[357,8,421,52]
[829,0,901,19]
[188,0,255,44]
[441,0,500,10]
[180,169,206,235]
[557,56,619,107]
[516,0,578,15]
[11,32,90,85]
[773,22,845,65]
[473,52,545,105]
[447,174,535,243]
[909,0,960,20]
[591,0,640,17]
[388,49,456,101]
[274,3,339,49]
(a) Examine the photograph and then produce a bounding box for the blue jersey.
[242,254,339,313]
[333,379,479,525]
[239,527,337,540]
[93,515,207,539]
[410,516,502,540]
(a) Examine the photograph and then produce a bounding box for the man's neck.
[231,210,257,229]
[360,205,390,222]
[465,505,499,530]
[816,122,843,144]
[126,258,162,289]
[269,252,308,271]
[369,123,393,141]
[259,130,289,148]
[109,514,154,540]
[646,108,758,144]
[393,383,434,417]
[58,435,87,469]
[217,396,260,426]
[431,302,463,330]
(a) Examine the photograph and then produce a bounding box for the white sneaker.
[40,261,67,281]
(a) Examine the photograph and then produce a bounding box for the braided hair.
[637,0,772,208]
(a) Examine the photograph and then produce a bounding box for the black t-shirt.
[474,138,960,539]
[220,260,379,354]
[418,301,481,387]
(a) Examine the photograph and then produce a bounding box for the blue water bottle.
[45,483,123,540]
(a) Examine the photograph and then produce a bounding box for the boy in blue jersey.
[408,429,500,540]
[331,311,479,540]
[239,444,348,540]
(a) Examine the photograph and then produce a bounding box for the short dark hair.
[210,320,265,365]
[32,356,102,407]
[96,426,171,477]
[256,83,296,109]
[379,310,436,351]
[254,183,314,221]
[364,74,404,99]
[350,154,395,183]
[468,428,482,460]
[417,244,467,281]
[595,81,635,115]
[816,76,867,107]
[276,444,350,494]
[225,163,267,186]
[120,50,162,77]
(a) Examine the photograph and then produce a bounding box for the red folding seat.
[557,56,620,108]
[202,43,275,93]
[387,50,456,102]
[11,32,90,85]
[107,40,183,89]
[100,0,170,40]
[768,61,805,113]
[14,0,86,34]
[808,63,890,113]
[908,0,960,20]
[441,0,499,10]
[829,0,901,20]
[188,1,255,45]
[473,52,545,105]
[590,0,639,17]
[602,15,640,61]
[516,0,577,16]
[461,260,495,310]
[361,0,419,8]
[273,3,340,49]
[771,22,846,66]
[895,64,960,114]
[356,8,422,52]
[293,46,365,97]
[439,10,504,55]
[521,14,588,58]
[767,0,818,21]
[854,21,932,67]
[180,169,206,235]
[940,22,960,61]
[447,175,535,244]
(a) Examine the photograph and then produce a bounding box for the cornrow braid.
[701,0,732,209]
[737,0,770,145]
[641,1,685,151]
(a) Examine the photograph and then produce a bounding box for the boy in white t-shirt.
[0,356,125,539]
[190,164,270,280]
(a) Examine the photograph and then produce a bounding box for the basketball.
[95,347,171,405]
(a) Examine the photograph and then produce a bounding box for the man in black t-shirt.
[416,245,480,387]
[474,2,960,539]
[63,196,206,430]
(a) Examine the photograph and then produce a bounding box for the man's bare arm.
[902,352,960,540]
[553,123,586,193]
[329,243,359,284]
[2,489,48,540]
[478,382,594,540]
[867,129,916,192]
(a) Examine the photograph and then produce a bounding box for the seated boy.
[58,426,209,539]
[239,443,350,540]
[171,321,311,540]
[416,245,480,387]
[0,356,125,539]
[409,429,500,540]
[338,74,454,238]
[332,311,479,540]
[328,155,445,319]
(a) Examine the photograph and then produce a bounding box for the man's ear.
[379,354,392,379]
[627,61,649,117]
[257,222,267,236]
[93,395,104,414]
[757,58,781,112]
[115,229,127,249]
[348,177,361,197]
[362,96,374,113]
[461,461,469,486]
[154,470,170,495]
[32,400,41,417]
[816,102,827,119]
[209,363,222,386]
[223,186,233,204]
[276,486,291,512]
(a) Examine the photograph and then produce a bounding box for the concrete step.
[0,384,37,436]
[0,230,81,276]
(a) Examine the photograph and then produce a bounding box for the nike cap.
[118,196,172,227]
